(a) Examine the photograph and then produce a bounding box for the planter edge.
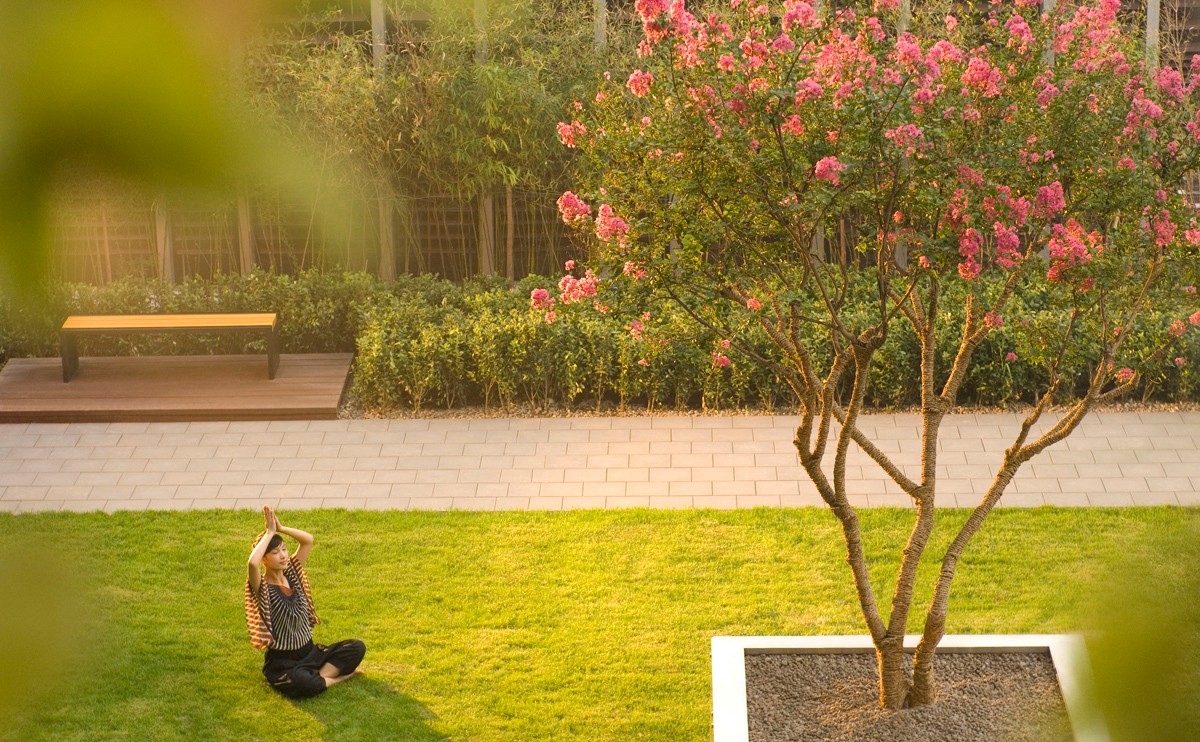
[711,634,1108,742]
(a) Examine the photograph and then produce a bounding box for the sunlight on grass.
[0,507,1194,740]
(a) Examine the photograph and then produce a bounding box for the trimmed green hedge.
[3,270,1198,411]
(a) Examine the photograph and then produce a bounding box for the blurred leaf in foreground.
[0,0,336,294]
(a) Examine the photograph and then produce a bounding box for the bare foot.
[323,667,365,688]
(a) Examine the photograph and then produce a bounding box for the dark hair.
[265,533,285,553]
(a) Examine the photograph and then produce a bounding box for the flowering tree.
[548,0,1200,710]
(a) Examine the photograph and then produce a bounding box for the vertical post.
[594,0,607,52]
[898,0,910,35]
[505,184,515,281]
[478,194,496,274]
[474,0,496,274]
[1043,0,1056,65]
[397,195,413,274]
[370,0,387,67]
[474,0,488,64]
[1146,0,1161,70]
[370,0,397,279]
[154,200,175,282]
[812,227,826,261]
[237,194,254,273]
[378,192,396,280]
[100,201,113,284]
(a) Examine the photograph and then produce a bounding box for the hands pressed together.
[263,504,282,534]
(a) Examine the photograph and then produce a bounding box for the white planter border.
[712,634,1109,742]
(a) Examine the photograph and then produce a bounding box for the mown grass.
[0,507,1196,741]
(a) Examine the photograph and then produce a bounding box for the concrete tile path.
[2,411,1199,513]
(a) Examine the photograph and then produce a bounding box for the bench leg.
[60,333,79,383]
[267,330,280,380]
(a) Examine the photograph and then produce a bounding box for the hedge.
[2,270,1197,412]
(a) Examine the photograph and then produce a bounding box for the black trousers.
[263,639,366,699]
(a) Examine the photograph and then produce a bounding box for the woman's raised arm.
[271,507,314,568]
[246,505,276,594]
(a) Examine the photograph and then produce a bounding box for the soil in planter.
[745,651,1072,742]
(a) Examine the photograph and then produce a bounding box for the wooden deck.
[0,354,353,422]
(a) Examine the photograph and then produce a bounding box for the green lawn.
[1,507,1197,741]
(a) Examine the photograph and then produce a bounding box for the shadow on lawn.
[296,676,447,741]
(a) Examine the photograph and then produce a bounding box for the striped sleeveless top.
[266,578,314,650]
[245,556,319,650]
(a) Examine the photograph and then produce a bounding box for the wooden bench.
[60,313,280,383]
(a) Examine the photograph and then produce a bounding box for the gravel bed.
[745,651,1072,742]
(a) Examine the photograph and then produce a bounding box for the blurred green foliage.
[0,0,332,294]
[1084,513,1200,741]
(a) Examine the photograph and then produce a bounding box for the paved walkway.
[2,411,1199,513]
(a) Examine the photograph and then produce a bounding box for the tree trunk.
[876,636,911,709]
[907,620,940,706]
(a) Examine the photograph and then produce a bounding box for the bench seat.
[60,313,280,382]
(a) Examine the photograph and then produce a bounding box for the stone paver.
[2,412,1200,512]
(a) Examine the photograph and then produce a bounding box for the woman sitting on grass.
[245,505,365,698]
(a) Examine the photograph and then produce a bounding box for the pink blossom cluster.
[780,0,818,33]
[1056,0,1126,73]
[943,187,972,233]
[1151,210,1177,248]
[595,204,630,245]
[1123,88,1164,141]
[558,269,600,304]
[957,227,983,280]
[1005,14,1035,54]
[994,222,1022,269]
[634,0,670,20]
[627,69,655,98]
[623,261,647,280]
[981,186,1030,228]
[629,320,644,340]
[1114,367,1135,384]
[710,338,729,367]
[813,156,847,186]
[1155,67,1186,102]
[1187,109,1200,143]
[960,55,1004,98]
[557,191,591,224]
[1046,219,1102,282]
[634,0,682,43]
[556,120,587,148]
[883,124,927,157]
[1033,182,1066,219]
[812,28,875,109]
[984,312,1004,329]
[957,164,984,189]
[1035,73,1060,109]
[530,288,555,310]
[892,33,923,70]
[794,78,824,105]
[739,31,770,71]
